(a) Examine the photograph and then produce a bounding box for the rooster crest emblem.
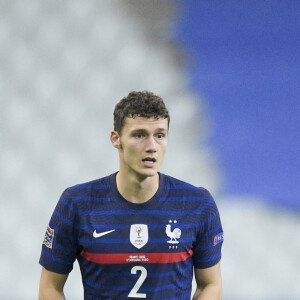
[165,220,181,244]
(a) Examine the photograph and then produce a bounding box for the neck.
[116,171,159,204]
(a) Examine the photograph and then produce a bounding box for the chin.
[137,169,158,179]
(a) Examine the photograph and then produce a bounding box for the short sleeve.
[39,189,78,274]
[193,189,224,269]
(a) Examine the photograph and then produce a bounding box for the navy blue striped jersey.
[39,172,224,299]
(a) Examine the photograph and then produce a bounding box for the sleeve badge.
[213,232,224,246]
[43,225,54,248]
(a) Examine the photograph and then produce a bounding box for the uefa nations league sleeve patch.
[43,225,54,248]
[213,232,224,246]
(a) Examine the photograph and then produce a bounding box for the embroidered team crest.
[166,220,181,245]
[43,225,54,248]
[130,224,148,249]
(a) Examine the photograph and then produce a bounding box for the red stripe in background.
[80,249,193,264]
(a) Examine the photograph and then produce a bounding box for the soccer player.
[39,91,224,300]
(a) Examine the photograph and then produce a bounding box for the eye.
[156,133,165,139]
[135,133,144,139]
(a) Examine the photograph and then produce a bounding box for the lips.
[142,157,157,167]
[142,157,156,163]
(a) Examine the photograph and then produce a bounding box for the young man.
[39,91,224,300]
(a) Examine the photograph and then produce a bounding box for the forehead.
[122,116,168,133]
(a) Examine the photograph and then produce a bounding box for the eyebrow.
[130,128,168,133]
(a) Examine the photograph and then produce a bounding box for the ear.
[110,130,121,149]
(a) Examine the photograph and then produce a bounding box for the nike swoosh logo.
[93,229,115,238]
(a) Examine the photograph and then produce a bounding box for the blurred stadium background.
[1,1,299,299]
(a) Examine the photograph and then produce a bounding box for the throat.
[116,172,159,204]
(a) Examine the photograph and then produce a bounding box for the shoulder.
[67,175,110,190]
[62,174,112,198]
[162,173,210,196]
[161,173,215,209]
[56,174,113,214]
[161,174,220,220]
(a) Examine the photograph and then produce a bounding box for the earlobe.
[110,131,121,149]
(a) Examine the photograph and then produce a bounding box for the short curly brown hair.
[113,91,170,134]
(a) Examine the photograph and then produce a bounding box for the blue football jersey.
[39,172,224,299]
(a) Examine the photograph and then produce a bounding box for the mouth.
[142,157,157,167]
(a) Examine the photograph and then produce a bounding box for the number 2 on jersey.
[128,266,147,298]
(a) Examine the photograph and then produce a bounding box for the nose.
[146,136,157,152]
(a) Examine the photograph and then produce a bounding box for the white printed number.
[128,266,147,298]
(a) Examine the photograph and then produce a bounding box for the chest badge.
[130,224,148,249]
[166,220,181,245]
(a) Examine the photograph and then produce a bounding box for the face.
[111,117,168,180]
